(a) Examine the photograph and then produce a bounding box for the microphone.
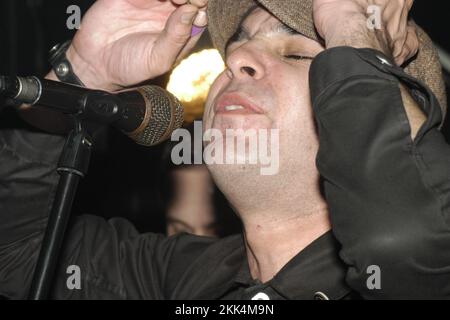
[0,75,184,146]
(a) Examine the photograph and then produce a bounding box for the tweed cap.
[207,0,447,121]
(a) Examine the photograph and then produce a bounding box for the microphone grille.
[129,85,184,147]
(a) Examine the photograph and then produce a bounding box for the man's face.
[204,7,324,133]
[203,7,325,203]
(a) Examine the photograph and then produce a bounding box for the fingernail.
[191,26,205,37]
[181,11,197,24]
[194,10,207,27]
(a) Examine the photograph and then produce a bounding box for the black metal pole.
[28,172,81,299]
[28,122,93,300]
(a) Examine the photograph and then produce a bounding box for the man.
[1,0,450,299]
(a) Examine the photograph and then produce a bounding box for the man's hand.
[313,0,426,140]
[64,0,208,91]
[313,0,419,66]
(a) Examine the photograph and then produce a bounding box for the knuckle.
[190,0,208,7]
[167,30,190,46]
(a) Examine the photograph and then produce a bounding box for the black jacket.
[1,47,449,300]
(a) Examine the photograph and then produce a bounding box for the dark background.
[0,0,448,235]
[0,0,242,236]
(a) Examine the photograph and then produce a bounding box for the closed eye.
[284,55,314,61]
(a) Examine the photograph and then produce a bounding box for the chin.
[210,114,273,133]
[207,162,263,190]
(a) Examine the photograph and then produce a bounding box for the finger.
[396,2,412,56]
[193,8,207,27]
[403,24,419,60]
[128,0,169,8]
[175,28,206,64]
[394,24,419,66]
[385,1,410,58]
[172,0,208,8]
[171,1,208,27]
[172,0,208,26]
[152,5,200,69]
[406,0,414,11]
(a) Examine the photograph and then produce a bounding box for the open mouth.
[215,92,264,115]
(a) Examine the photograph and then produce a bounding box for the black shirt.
[1,47,450,299]
[226,232,356,300]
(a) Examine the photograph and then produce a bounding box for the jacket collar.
[187,231,355,300]
[234,231,355,300]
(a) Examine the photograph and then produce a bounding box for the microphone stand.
[28,117,93,300]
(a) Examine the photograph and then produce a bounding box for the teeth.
[225,105,245,111]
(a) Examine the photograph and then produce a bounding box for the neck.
[242,205,331,283]
[209,155,331,282]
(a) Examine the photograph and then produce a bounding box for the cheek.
[203,72,230,130]
[276,72,317,142]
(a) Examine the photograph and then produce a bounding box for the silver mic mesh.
[128,86,184,147]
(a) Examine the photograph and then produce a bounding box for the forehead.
[224,5,323,58]
[241,7,284,33]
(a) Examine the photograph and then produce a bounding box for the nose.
[226,42,266,81]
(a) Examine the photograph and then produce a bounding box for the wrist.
[324,15,390,57]
[45,70,59,81]
[66,45,118,91]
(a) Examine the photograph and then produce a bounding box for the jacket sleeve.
[0,125,212,299]
[310,47,450,299]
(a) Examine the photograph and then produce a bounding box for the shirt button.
[376,55,393,67]
[251,292,271,300]
[314,292,330,300]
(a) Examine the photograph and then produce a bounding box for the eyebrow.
[225,5,258,52]
[225,20,301,52]
[276,23,301,36]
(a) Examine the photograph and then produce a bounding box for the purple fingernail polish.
[191,26,205,37]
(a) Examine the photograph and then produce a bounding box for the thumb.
[152,5,200,68]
